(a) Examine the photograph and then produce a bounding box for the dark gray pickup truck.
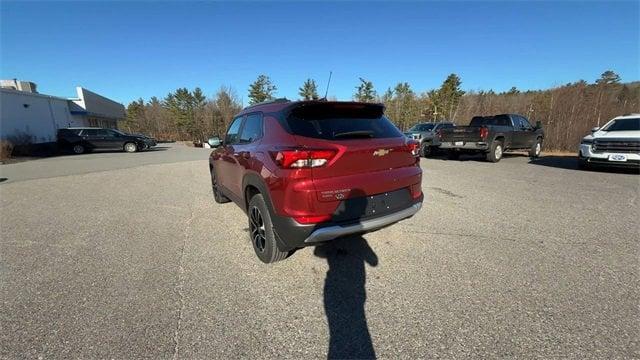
[404,122,455,157]
[438,114,544,162]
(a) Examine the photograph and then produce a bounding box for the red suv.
[209,100,423,263]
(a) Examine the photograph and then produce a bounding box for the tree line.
[123,70,639,151]
[122,86,243,143]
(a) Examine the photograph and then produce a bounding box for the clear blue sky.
[1,1,638,105]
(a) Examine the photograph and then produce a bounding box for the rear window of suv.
[285,103,403,140]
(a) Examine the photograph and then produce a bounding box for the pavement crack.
[428,186,464,198]
[172,207,196,360]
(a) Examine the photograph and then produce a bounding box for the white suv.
[579,114,640,169]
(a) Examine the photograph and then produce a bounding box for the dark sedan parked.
[57,127,156,154]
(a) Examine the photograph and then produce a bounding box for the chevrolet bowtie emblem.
[373,148,391,157]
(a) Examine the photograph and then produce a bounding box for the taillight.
[479,127,489,140]
[406,141,420,157]
[271,149,337,168]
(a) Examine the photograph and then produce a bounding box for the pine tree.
[124,99,146,132]
[298,79,319,100]
[594,70,621,125]
[164,88,197,137]
[354,78,377,102]
[393,82,417,129]
[429,74,465,120]
[382,88,394,103]
[596,70,621,85]
[248,75,277,105]
[506,86,520,95]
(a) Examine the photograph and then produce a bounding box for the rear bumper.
[270,196,423,250]
[304,202,421,243]
[439,141,488,151]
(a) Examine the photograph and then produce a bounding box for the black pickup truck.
[438,114,544,162]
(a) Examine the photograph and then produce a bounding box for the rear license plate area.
[331,188,412,222]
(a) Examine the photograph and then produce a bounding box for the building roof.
[1,82,125,120]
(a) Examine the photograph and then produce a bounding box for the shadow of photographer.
[314,236,378,359]
[314,188,379,359]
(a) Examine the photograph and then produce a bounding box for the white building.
[0,80,125,144]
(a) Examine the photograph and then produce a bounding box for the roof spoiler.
[287,101,385,120]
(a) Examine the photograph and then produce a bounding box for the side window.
[83,129,98,136]
[225,116,243,145]
[96,129,110,137]
[519,116,532,130]
[239,113,263,143]
[500,116,513,127]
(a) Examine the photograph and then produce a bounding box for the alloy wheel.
[249,206,266,253]
[495,144,503,159]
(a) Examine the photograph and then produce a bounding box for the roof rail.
[243,98,290,110]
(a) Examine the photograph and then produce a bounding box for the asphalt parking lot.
[1,143,638,358]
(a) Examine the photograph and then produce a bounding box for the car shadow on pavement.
[429,151,529,162]
[3,146,171,164]
[529,156,640,174]
[314,236,378,360]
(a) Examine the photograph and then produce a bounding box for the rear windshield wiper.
[333,130,375,138]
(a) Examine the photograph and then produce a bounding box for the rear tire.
[486,141,503,162]
[210,167,230,204]
[248,194,288,263]
[529,138,542,158]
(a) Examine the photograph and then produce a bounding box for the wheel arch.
[242,172,293,253]
[242,172,276,214]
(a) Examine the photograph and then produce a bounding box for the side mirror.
[535,121,542,130]
[591,127,600,133]
[208,137,222,147]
